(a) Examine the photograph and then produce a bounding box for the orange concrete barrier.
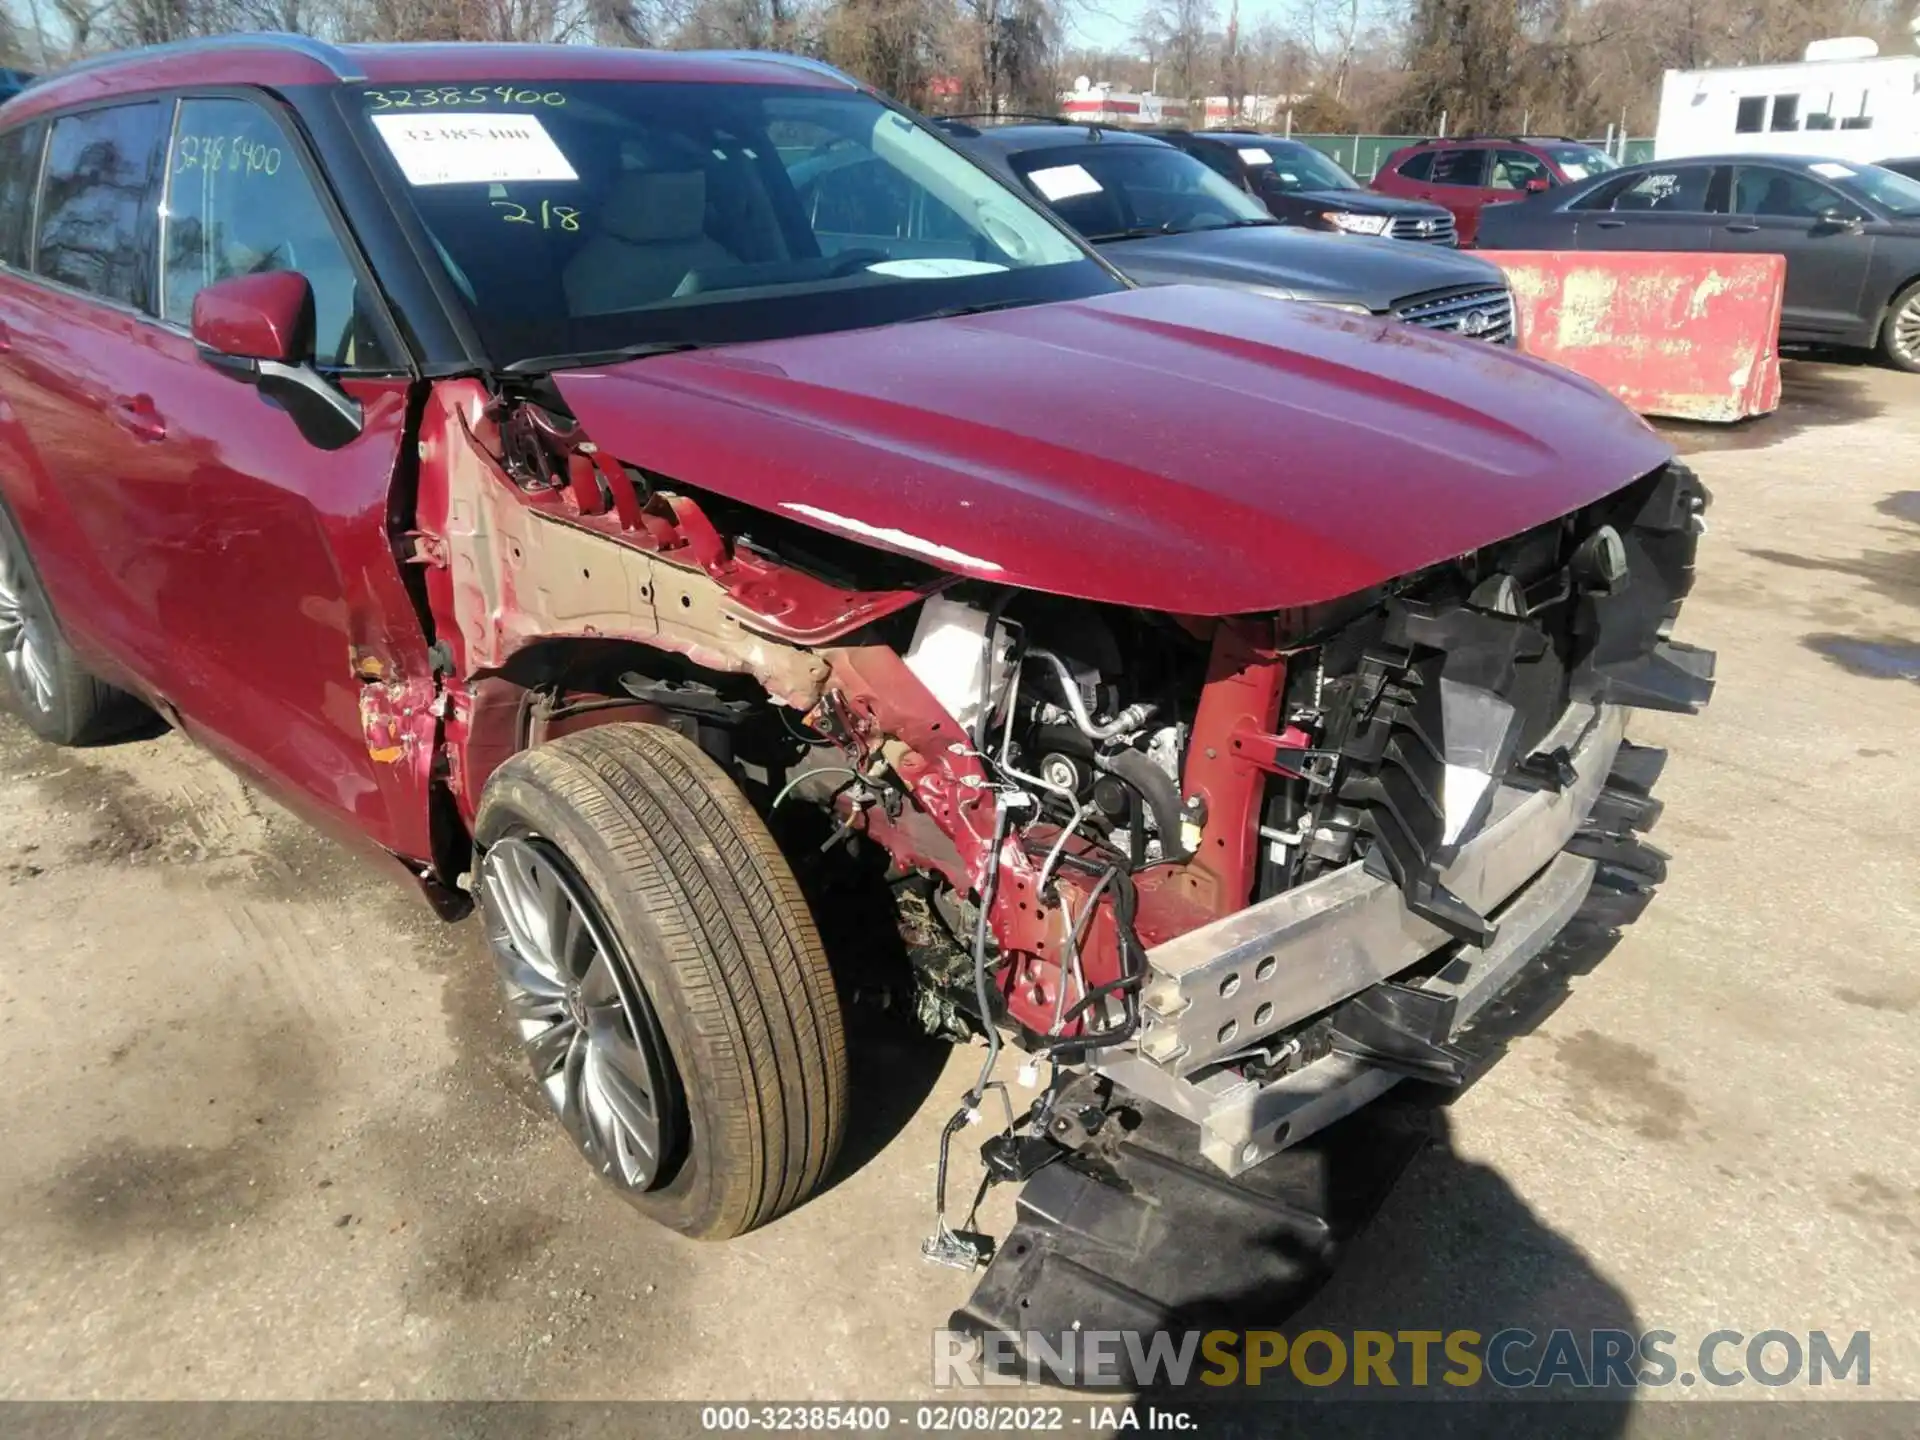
[1486,251,1785,424]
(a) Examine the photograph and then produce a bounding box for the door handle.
[1596,219,1627,228]
[1724,223,1760,234]
[111,393,166,442]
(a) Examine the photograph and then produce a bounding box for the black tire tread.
[479,722,847,1238]
[1881,279,1920,374]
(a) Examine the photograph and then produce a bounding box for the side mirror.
[192,271,315,365]
[1815,206,1865,232]
[191,272,362,451]
[1524,177,1551,194]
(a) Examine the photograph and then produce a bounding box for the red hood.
[551,285,1673,614]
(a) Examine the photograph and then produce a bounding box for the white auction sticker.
[1027,163,1102,201]
[1237,147,1274,166]
[371,112,578,186]
[1810,161,1856,180]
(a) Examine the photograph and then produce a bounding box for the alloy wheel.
[1894,293,1920,369]
[479,834,683,1191]
[0,537,53,714]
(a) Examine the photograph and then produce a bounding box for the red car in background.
[1372,135,1622,244]
[0,36,1713,1351]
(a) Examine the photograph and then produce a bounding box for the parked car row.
[1039,119,1920,374]
[927,119,1516,342]
[0,36,1714,1341]
[1474,153,1920,371]
[1140,128,1463,244]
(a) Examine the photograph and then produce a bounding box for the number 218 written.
[493,199,580,230]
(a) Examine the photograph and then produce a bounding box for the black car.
[932,121,1515,343]
[1476,153,1920,372]
[1143,129,1460,245]
[1880,157,1920,183]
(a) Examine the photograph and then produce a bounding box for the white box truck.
[1655,37,1920,164]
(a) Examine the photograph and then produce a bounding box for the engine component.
[1026,648,1156,741]
[903,595,1012,735]
[1037,750,1090,796]
[1095,745,1192,863]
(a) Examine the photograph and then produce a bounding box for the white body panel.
[1654,55,1920,163]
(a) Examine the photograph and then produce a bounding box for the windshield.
[1006,142,1271,240]
[1838,162,1920,217]
[1233,141,1361,192]
[1545,145,1620,181]
[352,82,1110,366]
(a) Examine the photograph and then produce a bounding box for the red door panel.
[91,321,436,859]
[0,275,166,689]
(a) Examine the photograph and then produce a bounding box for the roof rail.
[939,111,1074,126]
[682,50,863,89]
[30,31,365,87]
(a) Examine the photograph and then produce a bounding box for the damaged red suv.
[0,38,1713,1316]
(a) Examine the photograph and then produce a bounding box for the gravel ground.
[0,359,1915,1403]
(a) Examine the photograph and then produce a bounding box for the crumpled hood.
[551,284,1673,615]
[1105,227,1501,305]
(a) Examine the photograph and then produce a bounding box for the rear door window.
[35,102,166,307]
[1489,148,1552,191]
[1594,167,1717,213]
[0,123,44,268]
[160,96,392,368]
[1428,148,1489,188]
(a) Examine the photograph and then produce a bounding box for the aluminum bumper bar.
[1129,702,1622,1080]
[1099,702,1626,1177]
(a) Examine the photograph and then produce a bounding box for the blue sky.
[1065,0,1298,62]
[1066,0,1167,56]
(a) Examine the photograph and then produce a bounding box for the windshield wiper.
[502,339,713,375]
[1092,216,1283,241]
[905,298,1040,323]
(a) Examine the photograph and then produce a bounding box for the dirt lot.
[1,359,1916,1402]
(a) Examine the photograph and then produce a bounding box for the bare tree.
[1132,0,1213,104]
[17,0,1911,138]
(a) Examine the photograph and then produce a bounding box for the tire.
[0,502,138,745]
[1880,279,1920,374]
[474,722,848,1240]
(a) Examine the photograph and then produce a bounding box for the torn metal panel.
[415,383,835,708]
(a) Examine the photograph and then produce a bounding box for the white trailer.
[1655,38,1920,164]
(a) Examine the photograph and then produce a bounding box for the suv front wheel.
[474,723,849,1239]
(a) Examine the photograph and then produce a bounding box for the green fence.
[1289,133,1655,179]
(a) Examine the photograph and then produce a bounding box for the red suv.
[0,38,1713,1324]
[1373,136,1622,244]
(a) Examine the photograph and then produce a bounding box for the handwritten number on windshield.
[365,87,567,111]
[493,199,580,231]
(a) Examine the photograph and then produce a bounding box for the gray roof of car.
[1612,154,1863,170]
[943,123,1173,155]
